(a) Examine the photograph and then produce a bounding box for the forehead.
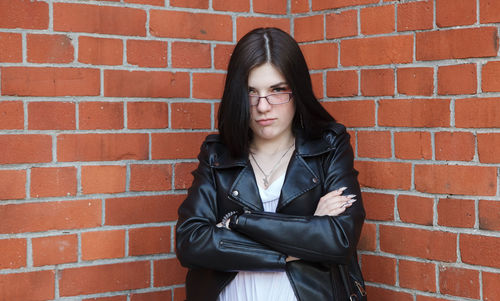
[247,63,287,88]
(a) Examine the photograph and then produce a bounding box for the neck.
[251,130,294,155]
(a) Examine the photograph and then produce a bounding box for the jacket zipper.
[219,239,281,256]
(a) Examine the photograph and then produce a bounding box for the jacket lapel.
[229,165,264,211]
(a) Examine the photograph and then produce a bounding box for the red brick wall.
[0,0,499,300]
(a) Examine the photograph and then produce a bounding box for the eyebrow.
[248,82,289,90]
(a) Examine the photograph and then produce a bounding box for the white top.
[218,173,298,301]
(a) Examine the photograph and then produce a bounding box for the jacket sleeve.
[175,140,287,271]
[230,131,365,265]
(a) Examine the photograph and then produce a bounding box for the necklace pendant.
[263,177,269,188]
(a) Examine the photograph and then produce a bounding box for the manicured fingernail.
[338,187,348,192]
[348,199,357,203]
[346,194,356,198]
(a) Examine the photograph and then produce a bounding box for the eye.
[248,88,258,95]
[272,86,289,93]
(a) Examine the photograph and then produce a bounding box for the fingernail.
[346,194,356,198]
[338,187,348,192]
[348,199,357,203]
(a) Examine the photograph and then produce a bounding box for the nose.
[255,96,272,112]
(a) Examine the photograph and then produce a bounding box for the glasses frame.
[248,92,294,106]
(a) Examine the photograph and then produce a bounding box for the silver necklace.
[250,143,294,189]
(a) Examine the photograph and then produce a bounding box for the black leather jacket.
[176,122,365,301]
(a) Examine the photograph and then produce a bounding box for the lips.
[256,118,276,126]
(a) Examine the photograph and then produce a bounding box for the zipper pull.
[354,281,367,296]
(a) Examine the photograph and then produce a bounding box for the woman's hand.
[314,187,356,216]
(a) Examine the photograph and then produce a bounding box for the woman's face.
[248,63,296,143]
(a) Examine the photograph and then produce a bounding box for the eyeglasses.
[248,92,293,106]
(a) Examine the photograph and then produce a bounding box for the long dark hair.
[218,27,335,158]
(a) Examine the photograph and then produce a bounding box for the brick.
[130,164,172,192]
[364,286,413,301]
[253,0,286,14]
[415,164,496,196]
[326,70,358,97]
[28,101,75,130]
[84,296,127,301]
[480,0,500,23]
[150,10,232,41]
[416,297,449,301]
[79,101,124,130]
[478,133,500,163]
[214,44,234,70]
[0,134,52,164]
[82,165,126,194]
[81,230,125,260]
[171,103,212,129]
[78,36,123,66]
[174,162,197,189]
[397,67,434,96]
[436,0,476,27]
[0,271,54,301]
[479,200,500,231]
[32,235,77,266]
[300,43,337,70]
[170,0,208,8]
[105,194,184,225]
[172,42,211,68]
[358,222,376,251]
[379,99,450,127]
[439,266,479,299]
[357,131,391,158]
[0,239,26,269]
[125,0,164,5]
[294,15,324,42]
[326,10,357,39]
[435,131,475,161]
[394,132,432,160]
[193,73,225,100]
[0,101,23,129]
[30,167,77,198]
[131,291,172,301]
[57,134,148,162]
[380,225,457,261]
[398,195,434,226]
[236,17,290,40]
[0,199,101,234]
[104,70,189,98]
[311,73,323,99]
[60,262,150,296]
[399,260,436,292]
[361,5,395,35]
[54,3,146,36]
[0,0,49,29]
[129,226,170,256]
[152,132,210,159]
[341,35,413,66]
[312,0,378,10]
[397,0,433,31]
[362,255,396,285]
[361,69,394,96]
[355,161,411,190]
[416,27,498,61]
[461,234,500,269]
[1,67,100,96]
[438,198,475,228]
[27,34,74,64]
[438,63,477,95]
[127,102,168,129]
[455,98,500,128]
[127,40,167,68]
[484,272,500,301]
[0,33,22,62]
[363,192,394,221]
[0,170,25,200]
[482,61,500,92]
[213,0,249,12]
[154,259,187,287]
[291,0,309,13]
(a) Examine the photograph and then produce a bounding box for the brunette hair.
[218,27,335,157]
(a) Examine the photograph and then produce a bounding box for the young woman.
[176,27,366,301]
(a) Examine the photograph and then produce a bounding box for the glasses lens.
[267,93,291,104]
[248,94,259,106]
